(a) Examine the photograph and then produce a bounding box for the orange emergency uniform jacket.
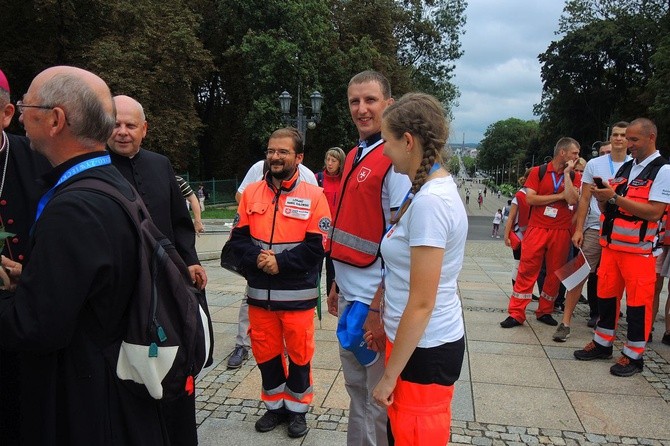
[600,157,668,254]
[228,169,331,310]
[328,139,392,267]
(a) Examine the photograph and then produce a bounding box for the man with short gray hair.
[501,137,581,329]
[0,66,166,444]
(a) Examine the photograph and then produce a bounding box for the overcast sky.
[449,0,566,144]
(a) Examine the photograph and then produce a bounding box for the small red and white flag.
[554,249,591,291]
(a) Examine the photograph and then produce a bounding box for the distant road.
[467,215,507,242]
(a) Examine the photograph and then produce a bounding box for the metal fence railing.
[179,175,240,206]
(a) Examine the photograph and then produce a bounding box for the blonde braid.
[385,93,449,225]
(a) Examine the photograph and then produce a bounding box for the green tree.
[448,155,460,176]
[536,0,669,150]
[462,155,476,177]
[477,118,540,183]
[1,0,212,171]
[2,0,468,179]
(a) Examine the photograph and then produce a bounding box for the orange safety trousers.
[385,340,454,446]
[248,306,315,413]
[594,246,655,359]
[507,226,572,322]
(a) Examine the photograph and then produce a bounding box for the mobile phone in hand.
[593,177,605,188]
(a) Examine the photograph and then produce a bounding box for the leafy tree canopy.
[536,0,670,150]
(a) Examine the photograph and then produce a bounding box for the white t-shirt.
[582,153,631,229]
[332,145,412,304]
[493,212,502,225]
[628,152,670,203]
[237,160,318,193]
[380,176,467,347]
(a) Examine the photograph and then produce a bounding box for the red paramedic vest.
[328,141,392,268]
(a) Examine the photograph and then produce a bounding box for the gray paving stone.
[195,237,670,445]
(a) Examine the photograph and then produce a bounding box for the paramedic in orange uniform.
[226,127,331,437]
[574,118,670,376]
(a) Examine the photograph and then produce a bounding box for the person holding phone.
[575,118,670,377]
[552,122,630,342]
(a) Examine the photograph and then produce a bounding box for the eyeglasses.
[16,100,54,114]
[265,149,295,158]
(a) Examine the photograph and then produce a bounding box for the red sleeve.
[524,166,540,193]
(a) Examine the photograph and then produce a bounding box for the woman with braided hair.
[368,93,467,445]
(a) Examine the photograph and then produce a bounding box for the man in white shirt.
[574,118,670,377]
[553,122,630,342]
[326,71,411,446]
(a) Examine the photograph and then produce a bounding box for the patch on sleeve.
[233,212,240,227]
[318,217,331,233]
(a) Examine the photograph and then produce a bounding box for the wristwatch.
[608,194,619,205]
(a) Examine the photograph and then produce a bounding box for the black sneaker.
[287,413,309,438]
[255,411,287,433]
[578,294,588,304]
[610,355,643,377]
[662,332,670,346]
[536,314,558,326]
[227,345,249,369]
[574,341,613,361]
[586,316,599,328]
[500,316,522,328]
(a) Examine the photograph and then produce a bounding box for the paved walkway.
[194,184,670,445]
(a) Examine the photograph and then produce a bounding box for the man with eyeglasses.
[225,127,330,437]
[226,151,317,370]
[0,65,167,445]
[0,68,50,446]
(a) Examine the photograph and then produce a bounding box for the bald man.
[107,95,205,446]
[108,95,206,290]
[0,66,166,444]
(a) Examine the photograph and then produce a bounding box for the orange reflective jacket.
[228,169,331,310]
[600,157,668,254]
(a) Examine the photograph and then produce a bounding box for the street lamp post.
[278,85,323,146]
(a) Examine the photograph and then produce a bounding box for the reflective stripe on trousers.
[248,306,315,413]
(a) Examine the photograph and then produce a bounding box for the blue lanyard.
[551,172,564,194]
[608,154,614,175]
[34,155,112,224]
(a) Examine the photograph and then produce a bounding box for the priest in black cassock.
[107,94,206,446]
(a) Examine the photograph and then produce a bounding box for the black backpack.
[58,178,214,401]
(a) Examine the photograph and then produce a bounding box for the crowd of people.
[500,119,670,378]
[0,64,468,446]
[3,60,667,446]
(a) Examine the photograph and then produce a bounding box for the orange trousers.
[594,246,655,359]
[248,306,315,413]
[385,340,454,446]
